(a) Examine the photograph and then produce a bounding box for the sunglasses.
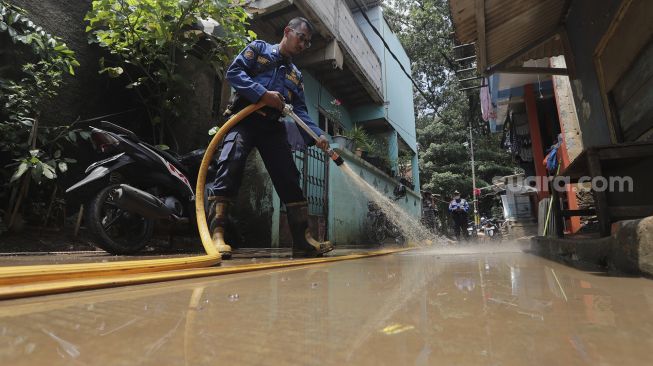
[290,28,312,48]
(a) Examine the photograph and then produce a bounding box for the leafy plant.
[84,0,253,145]
[343,125,394,174]
[366,136,393,174]
[344,125,373,151]
[0,1,81,230]
[397,149,413,178]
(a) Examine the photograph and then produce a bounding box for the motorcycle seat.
[144,143,190,176]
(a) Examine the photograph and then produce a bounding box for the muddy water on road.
[1,248,653,365]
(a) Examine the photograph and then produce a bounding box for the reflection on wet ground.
[1,245,653,365]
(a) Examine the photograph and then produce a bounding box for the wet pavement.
[1,244,653,365]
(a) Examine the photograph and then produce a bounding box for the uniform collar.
[273,44,292,65]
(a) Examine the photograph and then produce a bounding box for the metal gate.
[292,146,329,217]
[279,146,328,243]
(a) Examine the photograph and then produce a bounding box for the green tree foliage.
[384,0,515,218]
[0,1,82,186]
[85,0,253,145]
[1,1,82,231]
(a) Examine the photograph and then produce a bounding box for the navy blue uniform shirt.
[449,198,469,213]
[225,40,324,145]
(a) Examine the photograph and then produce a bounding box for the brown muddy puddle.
[1,247,652,365]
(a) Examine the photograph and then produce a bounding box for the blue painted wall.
[270,6,423,247]
[328,148,422,246]
[352,7,418,154]
[302,71,354,131]
[387,130,398,172]
[566,0,623,147]
[411,153,420,192]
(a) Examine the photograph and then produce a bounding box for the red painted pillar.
[524,84,548,199]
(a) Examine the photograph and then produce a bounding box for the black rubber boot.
[286,201,334,258]
[208,196,233,259]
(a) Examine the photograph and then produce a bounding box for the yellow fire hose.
[194,102,267,257]
[0,101,412,300]
[0,102,265,286]
[0,248,411,300]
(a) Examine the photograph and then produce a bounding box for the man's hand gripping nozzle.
[282,104,344,166]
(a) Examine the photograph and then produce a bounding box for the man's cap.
[453,190,460,195]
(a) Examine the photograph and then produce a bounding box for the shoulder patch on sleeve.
[244,48,255,60]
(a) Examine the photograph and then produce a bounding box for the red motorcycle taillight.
[91,130,120,153]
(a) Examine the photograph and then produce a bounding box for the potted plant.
[344,125,372,156]
[331,134,354,151]
[324,99,353,150]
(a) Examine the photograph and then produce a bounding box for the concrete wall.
[551,56,583,162]
[229,151,276,248]
[352,7,418,153]
[7,0,139,128]
[411,153,420,192]
[295,0,383,101]
[173,57,219,152]
[303,72,355,130]
[328,147,421,246]
[565,0,623,147]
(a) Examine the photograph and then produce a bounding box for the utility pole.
[469,124,479,228]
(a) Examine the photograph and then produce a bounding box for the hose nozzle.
[327,149,344,166]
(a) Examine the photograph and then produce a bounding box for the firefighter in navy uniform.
[206,17,333,259]
[448,190,470,240]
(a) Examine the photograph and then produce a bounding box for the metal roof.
[449,0,569,73]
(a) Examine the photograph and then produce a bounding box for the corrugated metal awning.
[450,0,569,74]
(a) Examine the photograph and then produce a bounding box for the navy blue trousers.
[207,115,305,204]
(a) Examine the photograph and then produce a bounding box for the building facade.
[7,0,421,248]
[241,0,422,247]
[449,0,653,237]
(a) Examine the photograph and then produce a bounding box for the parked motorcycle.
[364,201,405,246]
[66,121,210,255]
[466,220,477,240]
[479,217,501,240]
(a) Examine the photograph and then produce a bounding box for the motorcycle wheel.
[389,224,403,240]
[394,234,406,246]
[85,184,154,255]
[365,216,387,244]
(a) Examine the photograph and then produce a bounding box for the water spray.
[282,104,344,166]
[282,104,442,247]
